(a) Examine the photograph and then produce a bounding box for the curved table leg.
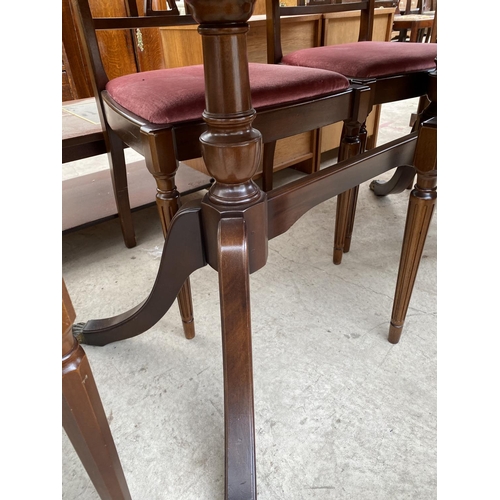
[389,118,437,344]
[369,165,416,196]
[218,218,257,500]
[370,91,433,198]
[74,203,207,346]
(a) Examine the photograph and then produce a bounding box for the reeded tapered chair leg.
[342,124,367,254]
[334,188,355,264]
[107,131,136,249]
[388,118,436,344]
[62,280,132,500]
[333,120,363,265]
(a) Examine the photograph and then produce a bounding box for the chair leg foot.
[388,322,403,344]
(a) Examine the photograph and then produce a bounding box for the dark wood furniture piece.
[69,0,210,340]
[157,5,396,178]
[266,0,436,265]
[392,0,435,42]
[62,279,132,500]
[389,75,436,343]
[62,97,213,232]
[64,0,397,249]
[70,0,436,496]
[70,0,378,341]
[392,13,434,42]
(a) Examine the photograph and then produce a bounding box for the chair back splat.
[267,0,377,64]
[70,0,196,128]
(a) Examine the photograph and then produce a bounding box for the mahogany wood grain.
[184,3,264,495]
[369,165,416,196]
[218,218,257,500]
[159,10,393,182]
[342,124,367,253]
[267,131,418,240]
[75,131,419,346]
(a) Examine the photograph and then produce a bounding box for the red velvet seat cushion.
[105,62,349,125]
[281,41,437,79]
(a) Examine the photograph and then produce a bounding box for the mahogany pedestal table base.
[71,0,437,496]
[73,130,426,497]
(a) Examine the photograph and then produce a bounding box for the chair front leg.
[389,118,437,344]
[143,129,196,339]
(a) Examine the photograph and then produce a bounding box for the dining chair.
[69,0,434,496]
[71,0,378,342]
[266,0,437,264]
[392,0,436,43]
[62,279,132,500]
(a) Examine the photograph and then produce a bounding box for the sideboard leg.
[63,280,132,500]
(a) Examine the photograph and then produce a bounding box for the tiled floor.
[62,98,437,499]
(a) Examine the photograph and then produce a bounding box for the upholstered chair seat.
[281,41,437,80]
[106,62,350,125]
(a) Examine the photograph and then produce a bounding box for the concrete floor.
[62,98,437,499]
